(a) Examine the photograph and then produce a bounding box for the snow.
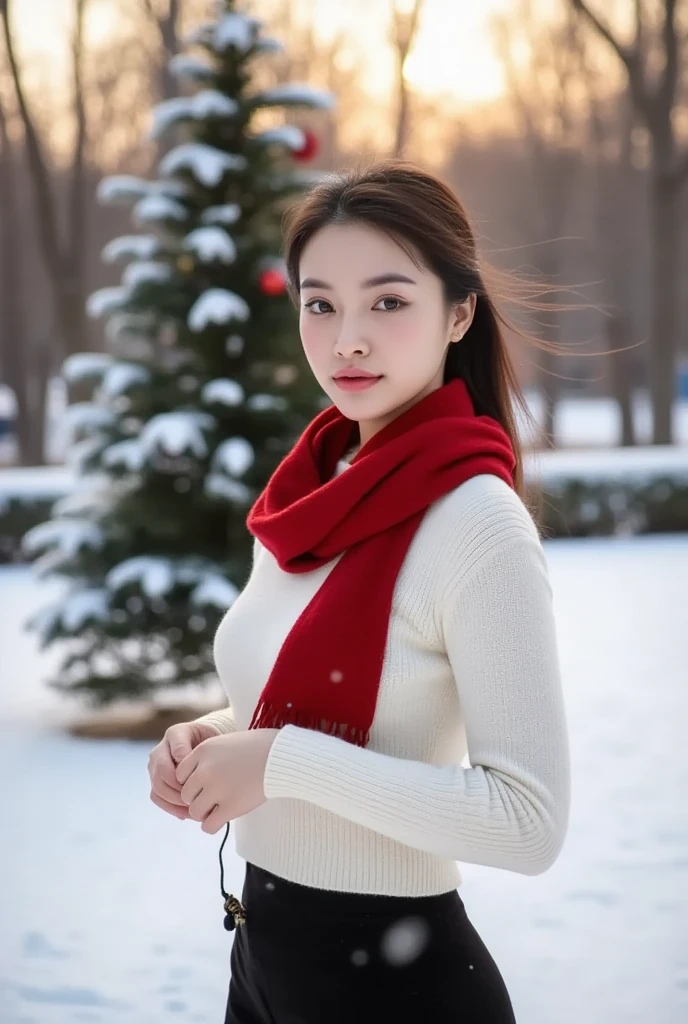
[140,411,215,459]
[86,286,130,319]
[1,535,687,1023]
[204,473,252,503]
[63,403,116,439]
[61,352,113,384]
[247,393,288,412]
[251,125,306,151]
[99,363,151,399]
[132,194,187,225]
[200,202,241,226]
[122,260,173,290]
[190,88,239,120]
[107,556,175,599]
[96,175,150,204]
[184,226,237,264]
[22,518,103,558]
[211,438,254,477]
[188,289,250,331]
[251,82,335,109]
[159,143,247,188]
[201,379,244,407]
[25,586,110,634]
[148,95,193,138]
[101,438,146,472]
[148,91,238,141]
[102,235,160,263]
[520,389,688,447]
[213,12,261,53]
[168,53,216,85]
[191,574,239,609]
[528,444,688,485]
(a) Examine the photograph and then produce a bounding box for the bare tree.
[390,0,425,158]
[493,2,584,447]
[141,0,182,103]
[569,0,688,444]
[0,97,52,464]
[1,0,91,374]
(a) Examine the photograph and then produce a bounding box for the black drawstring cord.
[219,821,247,930]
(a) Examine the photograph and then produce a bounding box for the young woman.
[148,160,571,1023]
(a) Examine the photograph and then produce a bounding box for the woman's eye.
[373,296,406,312]
[303,299,333,314]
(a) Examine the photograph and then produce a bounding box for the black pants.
[225,862,517,1023]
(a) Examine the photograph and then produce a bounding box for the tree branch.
[569,0,649,117]
[67,0,89,274]
[0,0,65,273]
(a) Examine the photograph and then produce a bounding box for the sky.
[11,0,516,110]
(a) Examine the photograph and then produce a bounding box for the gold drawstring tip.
[223,894,247,931]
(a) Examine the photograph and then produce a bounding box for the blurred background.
[0,1,686,1022]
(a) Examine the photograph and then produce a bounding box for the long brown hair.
[281,159,600,515]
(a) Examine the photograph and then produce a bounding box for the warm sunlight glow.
[13,0,514,110]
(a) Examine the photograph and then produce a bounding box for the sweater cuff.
[263,723,366,802]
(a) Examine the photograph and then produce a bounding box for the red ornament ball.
[293,129,319,162]
[259,268,287,296]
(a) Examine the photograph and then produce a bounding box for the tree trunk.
[0,107,50,465]
[649,169,679,444]
[606,312,636,447]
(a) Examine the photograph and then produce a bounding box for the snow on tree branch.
[201,379,243,407]
[100,363,151,398]
[23,518,104,558]
[97,175,151,204]
[86,287,131,319]
[140,411,216,458]
[122,261,173,290]
[248,83,335,110]
[168,53,216,85]
[201,203,241,226]
[211,437,254,475]
[159,143,247,187]
[148,90,239,141]
[102,235,161,263]
[184,226,237,263]
[191,574,238,609]
[250,125,307,152]
[133,194,188,225]
[188,289,250,330]
[62,352,114,384]
[63,403,117,439]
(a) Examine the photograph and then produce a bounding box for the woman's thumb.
[167,726,192,766]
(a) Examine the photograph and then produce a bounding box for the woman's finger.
[150,788,190,820]
[152,775,188,807]
[201,805,225,835]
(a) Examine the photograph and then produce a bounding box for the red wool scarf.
[245,376,516,748]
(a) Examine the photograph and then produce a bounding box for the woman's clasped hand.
[148,722,281,833]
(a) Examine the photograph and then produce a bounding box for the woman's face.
[298,221,475,448]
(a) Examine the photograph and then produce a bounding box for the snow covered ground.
[1,536,687,1024]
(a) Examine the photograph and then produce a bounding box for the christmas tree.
[22,0,334,708]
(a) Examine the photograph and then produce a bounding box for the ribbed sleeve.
[192,705,238,736]
[263,513,571,876]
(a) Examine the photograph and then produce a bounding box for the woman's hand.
[148,720,221,820]
[175,729,281,834]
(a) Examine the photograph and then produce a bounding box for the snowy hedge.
[1,447,687,562]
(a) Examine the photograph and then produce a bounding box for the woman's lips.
[333,376,384,392]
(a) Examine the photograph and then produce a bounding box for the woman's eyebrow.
[300,273,417,290]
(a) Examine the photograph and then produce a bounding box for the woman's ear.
[450,294,476,342]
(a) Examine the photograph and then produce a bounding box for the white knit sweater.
[195,459,571,897]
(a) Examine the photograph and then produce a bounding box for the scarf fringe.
[249,699,370,748]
